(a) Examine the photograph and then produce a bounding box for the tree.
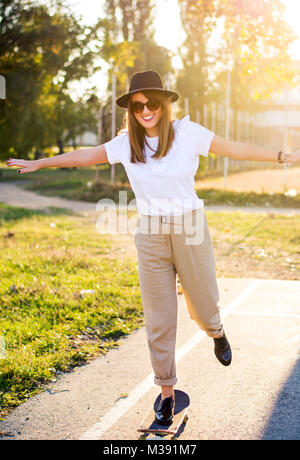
[97,0,173,139]
[177,0,296,136]
[0,0,102,159]
[215,0,297,138]
[177,0,219,123]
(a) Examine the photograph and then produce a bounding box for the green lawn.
[0,162,128,187]
[207,210,300,254]
[198,188,300,208]
[205,210,300,280]
[0,203,142,419]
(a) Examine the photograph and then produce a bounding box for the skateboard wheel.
[138,434,147,440]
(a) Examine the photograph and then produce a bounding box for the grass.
[197,188,300,208]
[0,162,128,186]
[0,203,142,419]
[207,210,300,253]
[205,210,300,280]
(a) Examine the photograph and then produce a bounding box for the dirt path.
[195,166,300,194]
[0,180,96,212]
[1,180,300,215]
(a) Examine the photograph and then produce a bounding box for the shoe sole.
[155,416,173,425]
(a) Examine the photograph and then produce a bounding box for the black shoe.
[155,396,175,425]
[213,332,232,366]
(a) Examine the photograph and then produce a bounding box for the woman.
[6,70,300,425]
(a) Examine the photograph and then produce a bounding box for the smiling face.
[130,91,163,137]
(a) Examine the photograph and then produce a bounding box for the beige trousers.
[134,208,223,387]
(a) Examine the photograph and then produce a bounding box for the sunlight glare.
[282,0,300,59]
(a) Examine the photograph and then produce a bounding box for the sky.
[61,0,300,99]
[66,0,184,53]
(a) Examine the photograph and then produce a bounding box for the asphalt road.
[0,277,299,440]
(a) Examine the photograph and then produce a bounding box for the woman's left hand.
[286,149,300,164]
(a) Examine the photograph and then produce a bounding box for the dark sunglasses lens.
[131,101,144,113]
[131,98,161,113]
[147,98,161,111]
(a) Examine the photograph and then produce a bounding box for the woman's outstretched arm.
[6,144,108,174]
[210,134,300,164]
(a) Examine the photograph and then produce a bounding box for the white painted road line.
[250,279,300,287]
[176,280,263,362]
[232,311,300,319]
[79,280,262,440]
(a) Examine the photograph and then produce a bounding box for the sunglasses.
[130,97,161,114]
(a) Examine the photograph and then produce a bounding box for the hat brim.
[116,88,179,108]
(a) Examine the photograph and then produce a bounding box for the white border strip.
[79,280,262,440]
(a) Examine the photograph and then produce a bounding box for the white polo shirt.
[104,115,215,216]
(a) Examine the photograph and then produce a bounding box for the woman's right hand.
[6,158,41,174]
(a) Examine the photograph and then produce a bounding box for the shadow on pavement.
[261,357,300,440]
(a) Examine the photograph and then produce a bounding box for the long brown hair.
[118,90,175,164]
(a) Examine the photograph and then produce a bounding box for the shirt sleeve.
[104,132,129,165]
[187,120,215,157]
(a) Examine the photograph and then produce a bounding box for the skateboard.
[137,389,190,440]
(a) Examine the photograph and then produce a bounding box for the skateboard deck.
[137,390,190,439]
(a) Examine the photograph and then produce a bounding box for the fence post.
[283,86,290,192]
[218,104,221,172]
[224,69,231,188]
[95,104,103,181]
[111,72,116,183]
[203,104,207,126]
[210,102,216,171]
[185,98,189,116]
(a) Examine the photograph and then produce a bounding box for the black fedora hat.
[116,70,179,108]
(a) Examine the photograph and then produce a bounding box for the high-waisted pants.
[134,207,223,387]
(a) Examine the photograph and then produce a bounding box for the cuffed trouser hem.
[154,376,178,386]
[205,325,224,339]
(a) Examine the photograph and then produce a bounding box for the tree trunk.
[57,139,64,155]
[34,149,43,160]
[95,104,103,181]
